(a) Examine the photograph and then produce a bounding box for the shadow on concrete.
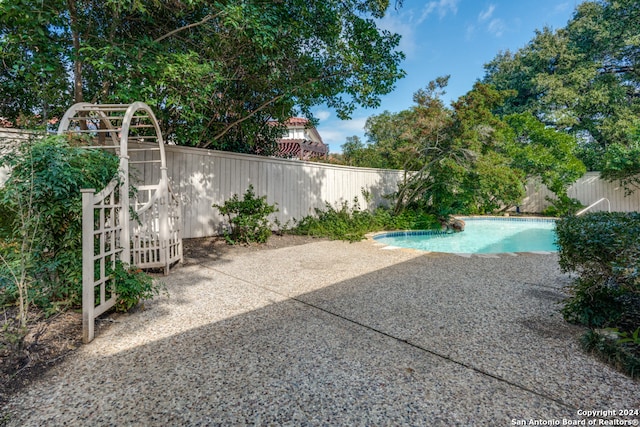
[6,244,638,426]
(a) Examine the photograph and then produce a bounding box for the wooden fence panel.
[523,172,640,213]
[2,130,639,239]
[128,143,404,238]
[127,143,640,237]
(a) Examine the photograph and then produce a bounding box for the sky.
[313,0,581,153]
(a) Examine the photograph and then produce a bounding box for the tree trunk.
[67,0,83,105]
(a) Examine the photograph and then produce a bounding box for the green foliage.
[0,0,404,153]
[615,327,640,346]
[557,212,640,377]
[556,212,640,328]
[542,194,583,217]
[505,112,586,198]
[109,261,165,313]
[0,135,119,312]
[292,198,439,242]
[213,185,278,245]
[483,0,640,171]
[354,79,584,217]
[600,124,640,194]
[580,329,640,379]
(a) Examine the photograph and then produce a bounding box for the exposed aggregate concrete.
[3,240,638,426]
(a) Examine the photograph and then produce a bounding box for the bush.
[292,198,439,242]
[542,194,583,217]
[109,261,166,312]
[213,185,278,244]
[556,212,640,376]
[0,135,120,316]
[580,329,640,379]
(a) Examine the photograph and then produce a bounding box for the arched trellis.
[58,102,183,343]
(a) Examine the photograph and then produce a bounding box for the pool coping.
[367,215,559,257]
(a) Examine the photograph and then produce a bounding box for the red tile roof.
[283,117,309,126]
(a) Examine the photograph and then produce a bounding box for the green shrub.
[294,199,373,242]
[0,135,120,315]
[542,194,583,217]
[292,198,439,242]
[580,329,640,379]
[556,212,640,377]
[109,261,166,312]
[213,185,278,244]
[557,212,640,327]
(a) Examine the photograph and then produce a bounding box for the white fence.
[2,129,639,239]
[131,144,639,238]
[128,143,404,238]
[0,128,34,185]
[519,172,640,214]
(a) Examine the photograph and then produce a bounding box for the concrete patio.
[3,240,639,426]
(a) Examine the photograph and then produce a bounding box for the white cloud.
[378,0,458,59]
[487,18,506,37]
[315,110,331,121]
[341,117,369,132]
[465,23,476,41]
[418,0,459,23]
[378,12,418,58]
[473,4,505,38]
[316,117,369,152]
[478,4,495,22]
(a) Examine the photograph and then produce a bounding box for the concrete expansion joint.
[201,263,577,414]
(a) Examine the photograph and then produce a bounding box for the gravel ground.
[2,239,639,426]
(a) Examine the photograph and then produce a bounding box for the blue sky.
[313,0,581,153]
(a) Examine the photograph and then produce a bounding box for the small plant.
[109,261,166,312]
[610,327,640,346]
[292,198,439,242]
[580,329,640,379]
[213,185,278,244]
[542,194,583,217]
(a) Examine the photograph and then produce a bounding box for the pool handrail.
[575,198,611,216]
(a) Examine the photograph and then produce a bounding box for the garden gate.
[57,102,182,343]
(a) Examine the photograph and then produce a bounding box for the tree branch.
[200,73,342,148]
[153,13,220,44]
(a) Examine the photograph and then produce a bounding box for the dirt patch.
[1,308,84,406]
[0,233,323,405]
[182,233,325,264]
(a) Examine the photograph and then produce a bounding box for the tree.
[600,121,640,193]
[0,0,404,153]
[0,135,119,323]
[364,80,584,216]
[505,112,586,212]
[483,0,640,171]
[363,109,416,169]
[447,83,524,214]
[367,79,524,216]
[340,136,365,166]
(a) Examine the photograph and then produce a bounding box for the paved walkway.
[3,240,639,426]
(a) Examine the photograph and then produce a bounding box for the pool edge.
[367,215,559,257]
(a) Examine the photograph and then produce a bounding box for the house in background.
[276,118,329,160]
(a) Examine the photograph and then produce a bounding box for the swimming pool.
[373,217,557,254]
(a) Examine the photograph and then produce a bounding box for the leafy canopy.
[342,79,585,216]
[483,0,640,178]
[0,0,405,154]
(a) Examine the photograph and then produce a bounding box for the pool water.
[374,218,557,254]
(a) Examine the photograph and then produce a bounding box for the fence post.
[159,168,170,274]
[81,188,96,344]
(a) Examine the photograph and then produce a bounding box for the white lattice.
[59,102,182,343]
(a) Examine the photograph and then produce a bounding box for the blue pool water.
[374,218,557,254]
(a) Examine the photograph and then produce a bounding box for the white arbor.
[58,102,182,342]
